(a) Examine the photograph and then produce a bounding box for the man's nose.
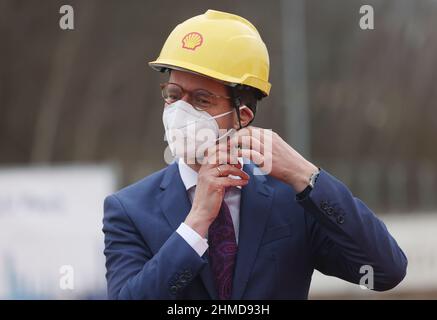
[180,94,191,104]
[180,93,194,106]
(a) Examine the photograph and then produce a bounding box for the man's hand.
[184,143,249,238]
[236,126,318,193]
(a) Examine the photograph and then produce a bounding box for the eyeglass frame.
[160,82,233,111]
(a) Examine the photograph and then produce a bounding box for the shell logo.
[181,32,203,51]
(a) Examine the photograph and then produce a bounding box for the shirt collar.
[177,157,244,191]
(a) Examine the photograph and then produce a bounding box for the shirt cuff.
[176,222,209,257]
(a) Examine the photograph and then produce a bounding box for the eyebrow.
[169,82,220,96]
[193,88,217,95]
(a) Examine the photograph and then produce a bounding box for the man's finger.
[238,148,264,166]
[237,126,269,145]
[203,142,238,166]
[219,177,249,188]
[237,135,263,155]
[213,164,249,180]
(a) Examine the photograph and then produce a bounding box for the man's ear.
[235,106,254,128]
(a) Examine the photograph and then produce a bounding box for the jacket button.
[326,207,334,215]
[337,215,345,224]
[179,270,192,282]
[179,277,188,285]
[170,285,178,295]
[320,201,329,211]
[183,270,193,278]
[180,274,190,282]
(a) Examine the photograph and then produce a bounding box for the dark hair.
[229,85,264,128]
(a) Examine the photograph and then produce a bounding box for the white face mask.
[162,100,236,162]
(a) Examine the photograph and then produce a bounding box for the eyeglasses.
[160,82,232,111]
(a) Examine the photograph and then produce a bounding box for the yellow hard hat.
[149,9,271,96]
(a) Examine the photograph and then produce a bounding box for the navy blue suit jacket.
[103,161,407,299]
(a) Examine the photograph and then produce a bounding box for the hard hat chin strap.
[230,84,261,129]
[230,86,246,130]
[233,98,243,130]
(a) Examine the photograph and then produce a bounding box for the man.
[103,9,407,300]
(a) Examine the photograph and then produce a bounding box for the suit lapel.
[231,162,274,300]
[156,162,218,299]
[156,162,191,230]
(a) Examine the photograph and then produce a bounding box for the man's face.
[167,70,236,130]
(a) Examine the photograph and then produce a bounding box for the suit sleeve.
[298,169,408,291]
[103,194,207,299]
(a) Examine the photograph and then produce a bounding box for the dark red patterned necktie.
[208,200,237,300]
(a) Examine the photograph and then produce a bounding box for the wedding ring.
[216,166,223,176]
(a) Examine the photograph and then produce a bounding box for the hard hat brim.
[149,59,271,96]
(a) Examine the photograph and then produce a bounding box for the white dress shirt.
[175,158,242,256]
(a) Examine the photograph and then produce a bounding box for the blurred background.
[0,0,436,299]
